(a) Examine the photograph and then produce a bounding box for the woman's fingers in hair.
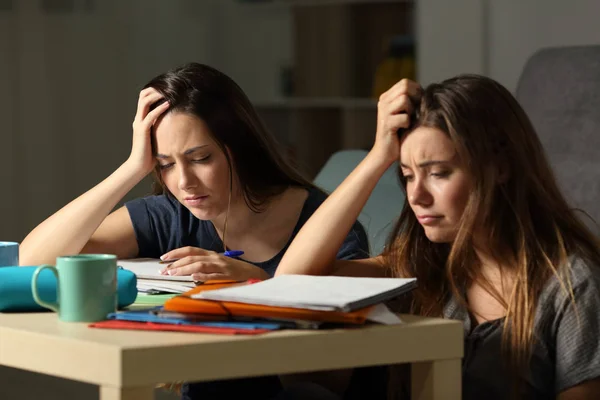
[387,94,414,116]
[380,79,422,104]
[374,86,413,164]
[127,88,169,175]
[385,113,411,133]
[139,87,160,98]
[143,100,170,127]
[377,94,413,136]
[134,88,165,123]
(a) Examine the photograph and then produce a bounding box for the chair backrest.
[516,45,600,231]
[313,150,405,256]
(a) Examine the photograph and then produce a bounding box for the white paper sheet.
[195,275,417,312]
[118,258,195,282]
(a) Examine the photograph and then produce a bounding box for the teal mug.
[31,254,117,322]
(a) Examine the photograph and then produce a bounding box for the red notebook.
[89,319,270,335]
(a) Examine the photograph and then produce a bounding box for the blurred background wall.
[2,0,599,243]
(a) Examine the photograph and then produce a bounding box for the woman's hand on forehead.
[127,87,170,175]
[373,79,422,167]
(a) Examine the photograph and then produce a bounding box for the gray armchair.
[516,45,600,232]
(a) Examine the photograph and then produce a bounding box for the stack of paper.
[196,275,417,312]
[118,258,196,294]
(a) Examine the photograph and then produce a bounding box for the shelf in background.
[255,98,378,178]
[240,0,412,177]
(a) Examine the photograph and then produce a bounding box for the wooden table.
[0,313,463,400]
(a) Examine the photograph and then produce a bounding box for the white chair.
[313,150,405,256]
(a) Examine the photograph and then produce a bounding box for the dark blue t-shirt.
[125,187,369,276]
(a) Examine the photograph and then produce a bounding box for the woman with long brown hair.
[19,62,368,399]
[278,75,600,399]
[20,62,367,279]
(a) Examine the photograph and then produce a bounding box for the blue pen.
[223,250,244,258]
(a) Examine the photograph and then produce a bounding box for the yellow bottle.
[372,35,415,98]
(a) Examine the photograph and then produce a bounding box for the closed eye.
[159,163,174,170]
[192,155,211,163]
[431,171,451,178]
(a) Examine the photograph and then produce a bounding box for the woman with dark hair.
[278,75,600,399]
[20,62,368,282]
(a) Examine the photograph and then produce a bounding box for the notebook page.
[118,258,195,282]
[196,275,417,311]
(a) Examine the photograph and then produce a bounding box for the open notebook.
[118,258,194,282]
[196,275,417,312]
[118,258,196,294]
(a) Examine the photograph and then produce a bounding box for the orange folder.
[163,280,373,325]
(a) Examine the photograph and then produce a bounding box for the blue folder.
[107,307,285,330]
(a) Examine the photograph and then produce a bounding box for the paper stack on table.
[90,276,417,335]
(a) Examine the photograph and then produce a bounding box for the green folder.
[130,293,177,309]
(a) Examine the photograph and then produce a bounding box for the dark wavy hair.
[144,62,315,212]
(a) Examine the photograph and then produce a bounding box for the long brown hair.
[385,74,600,377]
[144,62,316,212]
[146,63,317,395]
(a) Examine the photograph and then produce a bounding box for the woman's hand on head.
[126,88,170,175]
[159,247,270,282]
[372,79,422,166]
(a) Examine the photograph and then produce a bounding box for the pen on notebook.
[158,250,244,264]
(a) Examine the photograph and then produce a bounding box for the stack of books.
[90,275,417,335]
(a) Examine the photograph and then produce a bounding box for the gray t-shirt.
[444,257,600,399]
[125,187,369,277]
